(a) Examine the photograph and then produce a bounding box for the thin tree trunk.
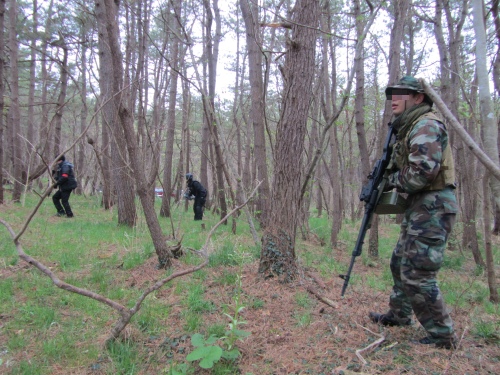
[240,0,271,227]
[0,0,4,204]
[482,175,499,302]
[160,0,181,218]
[203,0,227,222]
[77,26,88,196]
[8,0,22,202]
[369,0,409,257]
[489,0,500,234]
[459,74,484,266]
[52,43,68,161]
[471,0,500,209]
[27,0,37,177]
[102,0,172,267]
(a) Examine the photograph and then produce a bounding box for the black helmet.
[385,76,433,106]
[56,154,65,162]
[185,173,193,181]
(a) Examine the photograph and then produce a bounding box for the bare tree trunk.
[259,0,319,281]
[434,0,472,254]
[101,0,172,267]
[96,0,136,225]
[472,0,500,210]
[369,0,409,257]
[33,0,54,180]
[232,11,244,216]
[240,0,271,227]
[27,0,37,178]
[181,77,191,213]
[75,22,89,196]
[53,44,68,159]
[482,175,499,302]
[353,0,373,255]
[160,0,181,218]
[0,0,4,204]
[329,127,342,246]
[320,23,342,246]
[489,0,500,234]
[8,0,22,202]
[203,0,227,222]
[459,75,484,266]
[100,101,114,209]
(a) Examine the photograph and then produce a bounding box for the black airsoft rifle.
[340,123,396,296]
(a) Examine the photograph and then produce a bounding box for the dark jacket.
[55,161,78,191]
[187,180,207,199]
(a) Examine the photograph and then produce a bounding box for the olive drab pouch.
[375,191,407,215]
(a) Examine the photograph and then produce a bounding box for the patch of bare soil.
[121,252,499,375]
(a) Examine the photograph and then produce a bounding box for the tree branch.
[420,79,500,181]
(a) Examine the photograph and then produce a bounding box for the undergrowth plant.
[2,193,500,374]
[185,244,251,370]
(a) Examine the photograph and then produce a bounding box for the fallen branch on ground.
[355,325,386,366]
[0,182,261,344]
[305,285,339,309]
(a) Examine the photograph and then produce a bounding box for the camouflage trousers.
[388,189,457,340]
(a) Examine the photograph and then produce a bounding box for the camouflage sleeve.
[389,119,447,194]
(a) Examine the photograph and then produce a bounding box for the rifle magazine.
[375,191,407,215]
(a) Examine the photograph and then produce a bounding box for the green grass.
[472,317,500,344]
[107,340,143,374]
[1,192,500,374]
[294,291,313,308]
[184,283,216,313]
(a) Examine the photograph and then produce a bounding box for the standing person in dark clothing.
[184,173,207,220]
[52,155,78,218]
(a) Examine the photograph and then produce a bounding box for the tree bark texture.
[240,0,271,227]
[96,0,137,225]
[471,0,500,210]
[8,0,22,202]
[0,0,4,204]
[259,0,319,281]
[100,0,172,267]
[160,0,181,218]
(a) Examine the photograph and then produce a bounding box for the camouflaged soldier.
[369,76,458,349]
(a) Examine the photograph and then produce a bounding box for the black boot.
[369,311,411,327]
[413,336,457,349]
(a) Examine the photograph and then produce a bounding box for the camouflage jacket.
[388,112,457,213]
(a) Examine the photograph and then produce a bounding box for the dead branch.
[0,182,262,344]
[305,285,339,309]
[108,182,262,342]
[355,325,386,366]
[442,326,468,375]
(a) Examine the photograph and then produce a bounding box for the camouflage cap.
[385,76,424,95]
[385,75,432,105]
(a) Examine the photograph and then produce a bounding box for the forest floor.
[112,248,499,375]
[1,196,499,375]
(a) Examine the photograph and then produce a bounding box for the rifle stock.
[340,123,396,296]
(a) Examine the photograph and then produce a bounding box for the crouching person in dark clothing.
[52,155,78,218]
[185,173,207,220]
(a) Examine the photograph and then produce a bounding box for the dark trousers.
[53,189,74,217]
[193,197,206,220]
